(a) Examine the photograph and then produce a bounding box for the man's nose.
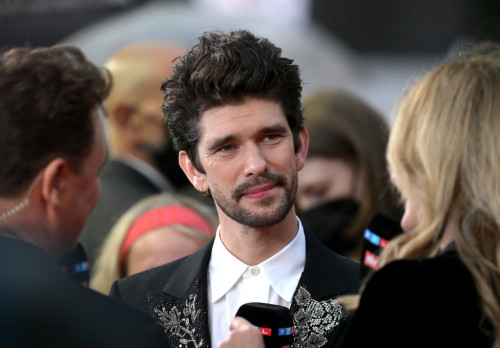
[243,144,268,177]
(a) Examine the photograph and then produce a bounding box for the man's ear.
[110,103,134,129]
[295,126,309,171]
[178,151,209,193]
[110,103,141,146]
[41,158,72,209]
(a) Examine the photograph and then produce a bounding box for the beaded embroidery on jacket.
[292,285,344,348]
[148,282,344,348]
[148,280,207,348]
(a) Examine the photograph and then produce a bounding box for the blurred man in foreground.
[0,45,167,347]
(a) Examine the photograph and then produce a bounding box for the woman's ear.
[295,126,309,171]
[178,151,209,193]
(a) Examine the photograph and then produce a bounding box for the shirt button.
[251,267,260,276]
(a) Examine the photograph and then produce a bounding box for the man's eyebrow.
[260,125,289,134]
[207,135,236,153]
[206,124,289,153]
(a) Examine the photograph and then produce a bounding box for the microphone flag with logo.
[235,302,294,348]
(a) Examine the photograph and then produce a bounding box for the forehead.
[198,98,288,142]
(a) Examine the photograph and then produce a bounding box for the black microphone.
[235,302,294,348]
[360,211,403,280]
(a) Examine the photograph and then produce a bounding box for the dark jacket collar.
[162,238,214,299]
[0,235,63,276]
[161,230,359,300]
[299,230,359,298]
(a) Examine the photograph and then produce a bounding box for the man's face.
[65,109,108,245]
[190,98,308,228]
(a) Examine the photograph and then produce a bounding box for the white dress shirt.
[207,217,306,347]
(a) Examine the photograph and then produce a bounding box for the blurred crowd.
[1,2,500,347]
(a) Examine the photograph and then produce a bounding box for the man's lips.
[242,183,277,197]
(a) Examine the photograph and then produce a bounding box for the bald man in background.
[79,42,189,269]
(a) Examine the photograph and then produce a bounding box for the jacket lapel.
[150,239,214,348]
[290,232,358,348]
[162,239,214,299]
[298,232,357,298]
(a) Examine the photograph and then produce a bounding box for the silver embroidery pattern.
[292,286,344,348]
[149,293,207,348]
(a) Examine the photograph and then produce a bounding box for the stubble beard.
[210,171,298,228]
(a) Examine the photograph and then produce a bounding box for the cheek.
[205,164,235,190]
[86,177,100,211]
[401,199,418,232]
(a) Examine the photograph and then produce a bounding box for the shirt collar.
[260,220,305,302]
[208,217,306,303]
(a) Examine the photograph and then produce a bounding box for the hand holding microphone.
[218,317,265,348]
[218,302,294,348]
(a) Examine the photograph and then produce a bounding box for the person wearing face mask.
[296,89,401,262]
[78,42,196,269]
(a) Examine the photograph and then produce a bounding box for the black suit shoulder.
[110,239,213,312]
[111,257,185,306]
[302,230,360,296]
[0,237,168,348]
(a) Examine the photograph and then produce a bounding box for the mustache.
[232,172,286,200]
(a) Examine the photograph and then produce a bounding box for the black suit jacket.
[0,236,168,348]
[79,159,168,267]
[110,231,360,348]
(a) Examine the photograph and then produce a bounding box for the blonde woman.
[339,47,500,347]
[90,192,218,294]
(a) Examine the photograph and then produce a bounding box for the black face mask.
[300,198,360,255]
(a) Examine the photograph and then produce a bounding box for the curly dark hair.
[0,45,110,196]
[161,29,304,172]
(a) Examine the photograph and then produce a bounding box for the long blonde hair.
[383,54,500,345]
[90,192,218,294]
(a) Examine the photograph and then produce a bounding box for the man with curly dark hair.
[110,30,359,348]
[0,45,167,347]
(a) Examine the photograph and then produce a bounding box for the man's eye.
[264,134,281,141]
[220,144,235,152]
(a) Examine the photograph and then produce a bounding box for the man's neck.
[0,200,62,259]
[217,210,299,266]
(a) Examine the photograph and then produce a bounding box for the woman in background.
[90,192,217,294]
[297,89,400,261]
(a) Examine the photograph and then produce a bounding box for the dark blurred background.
[312,0,500,54]
[1,0,498,54]
[1,0,499,117]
